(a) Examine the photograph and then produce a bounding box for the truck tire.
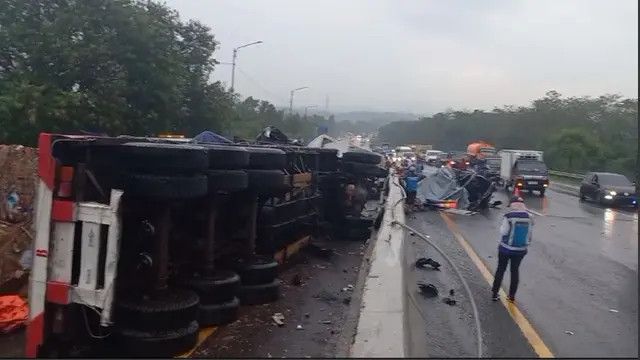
[123,174,208,200]
[341,162,387,178]
[198,297,240,326]
[116,321,198,357]
[206,170,248,192]
[120,142,208,172]
[234,255,279,285]
[176,270,240,304]
[246,147,287,169]
[246,169,290,192]
[342,151,382,165]
[201,144,250,169]
[238,279,280,305]
[115,289,199,331]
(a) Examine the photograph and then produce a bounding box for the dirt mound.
[0,145,37,296]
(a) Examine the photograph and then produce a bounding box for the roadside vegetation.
[0,0,332,145]
[378,91,638,178]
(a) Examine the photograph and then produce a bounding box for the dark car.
[579,172,637,207]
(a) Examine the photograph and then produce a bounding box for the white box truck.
[498,149,549,196]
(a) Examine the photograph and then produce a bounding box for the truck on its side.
[498,149,549,196]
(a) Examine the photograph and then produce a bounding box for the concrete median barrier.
[350,175,407,357]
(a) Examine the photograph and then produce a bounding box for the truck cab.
[498,150,549,196]
[511,159,549,196]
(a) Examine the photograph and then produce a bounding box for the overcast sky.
[164,0,638,114]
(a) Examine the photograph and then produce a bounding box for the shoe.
[508,296,515,302]
[491,293,499,301]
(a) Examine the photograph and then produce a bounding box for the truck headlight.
[609,190,617,196]
[604,195,613,200]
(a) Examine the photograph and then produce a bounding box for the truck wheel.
[342,151,382,165]
[200,144,250,169]
[121,142,208,172]
[176,270,240,304]
[246,147,287,169]
[116,321,198,357]
[207,170,248,192]
[341,162,387,178]
[234,255,279,285]
[115,289,199,331]
[238,279,281,305]
[123,174,208,200]
[198,297,240,326]
[246,169,290,192]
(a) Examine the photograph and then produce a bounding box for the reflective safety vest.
[499,212,532,253]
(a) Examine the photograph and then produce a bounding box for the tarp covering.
[192,130,233,144]
[417,167,470,209]
[0,295,28,334]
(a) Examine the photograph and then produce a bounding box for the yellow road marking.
[176,327,217,358]
[440,213,554,358]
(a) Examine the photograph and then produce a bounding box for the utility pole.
[289,86,309,115]
[230,40,263,92]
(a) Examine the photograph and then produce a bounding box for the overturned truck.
[25,128,386,358]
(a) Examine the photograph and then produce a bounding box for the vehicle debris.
[320,320,332,324]
[296,324,304,330]
[564,330,575,335]
[291,274,302,286]
[417,282,439,297]
[609,309,619,313]
[415,257,441,270]
[442,297,457,306]
[272,313,285,327]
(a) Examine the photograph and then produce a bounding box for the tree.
[0,0,234,145]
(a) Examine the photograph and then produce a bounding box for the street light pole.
[230,40,263,92]
[289,86,309,114]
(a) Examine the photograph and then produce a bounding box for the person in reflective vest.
[402,166,426,206]
[491,196,533,302]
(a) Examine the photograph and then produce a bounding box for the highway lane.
[409,168,637,357]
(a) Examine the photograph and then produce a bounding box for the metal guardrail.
[549,170,584,180]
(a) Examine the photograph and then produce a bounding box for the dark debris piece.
[417,282,438,298]
[442,297,457,306]
[415,257,441,270]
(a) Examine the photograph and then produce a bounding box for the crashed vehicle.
[417,166,500,212]
[307,133,387,240]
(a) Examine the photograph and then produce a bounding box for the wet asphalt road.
[408,170,638,357]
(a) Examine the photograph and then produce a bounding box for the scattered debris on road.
[272,313,285,327]
[442,297,457,306]
[609,309,619,313]
[296,325,304,330]
[415,257,441,270]
[564,330,575,335]
[417,282,439,298]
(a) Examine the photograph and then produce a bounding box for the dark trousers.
[405,190,417,204]
[491,251,525,298]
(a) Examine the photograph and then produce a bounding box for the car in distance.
[579,172,637,207]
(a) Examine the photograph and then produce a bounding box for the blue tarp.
[192,130,233,144]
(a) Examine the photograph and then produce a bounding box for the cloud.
[164,0,638,113]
